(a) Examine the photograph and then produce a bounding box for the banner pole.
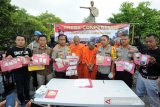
[130,23,139,45]
[131,24,135,45]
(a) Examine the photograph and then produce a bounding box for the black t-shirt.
[139,47,160,76]
[6,47,32,58]
[6,47,32,74]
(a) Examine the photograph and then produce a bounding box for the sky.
[11,0,160,23]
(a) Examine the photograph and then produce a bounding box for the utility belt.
[140,73,158,80]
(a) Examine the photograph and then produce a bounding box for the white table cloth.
[34,79,144,107]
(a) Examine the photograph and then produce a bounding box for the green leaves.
[0,0,16,50]
[0,0,64,50]
[36,11,64,40]
[108,1,160,39]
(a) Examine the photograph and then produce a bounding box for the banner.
[54,23,130,41]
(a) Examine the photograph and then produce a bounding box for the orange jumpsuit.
[82,46,98,79]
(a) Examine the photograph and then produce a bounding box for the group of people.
[1,30,160,107]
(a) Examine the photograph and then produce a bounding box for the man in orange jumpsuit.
[82,41,98,79]
[70,36,85,78]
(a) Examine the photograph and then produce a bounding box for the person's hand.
[86,64,92,72]
[24,55,31,61]
[24,55,30,58]
[115,58,120,61]
[88,67,92,72]
[0,100,6,107]
[130,60,134,63]
[149,56,156,64]
[87,66,91,71]
[78,60,82,65]
[128,46,137,53]
[15,101,18,107]
[6,55,13,59]
[0,100,18,107]
[90,64,94,70]
[88,68,92,73]
[52,58,56,63]
[129,49,135,53]
[86,63,89,68]
[88,64,94,73]
[25,100,32,107]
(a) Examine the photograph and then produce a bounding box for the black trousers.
[55,71,69,79]
[31,72,38,88]
[96,72,110,80]
[13,67,30,104]
[115,71,133,88]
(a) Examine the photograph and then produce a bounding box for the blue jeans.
[136,73,160,107]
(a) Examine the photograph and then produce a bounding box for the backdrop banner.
[54,23,130,41]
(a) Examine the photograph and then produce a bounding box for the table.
[34,79,144,107]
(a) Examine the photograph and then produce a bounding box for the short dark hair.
[58,34,68,42]
[121,34,129,37]
[39,34,47,40]
[146,33,159,42]
[146,33,158,38]
[101,35,109,40]
[16,35,25,40]
[121,34,130,40]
